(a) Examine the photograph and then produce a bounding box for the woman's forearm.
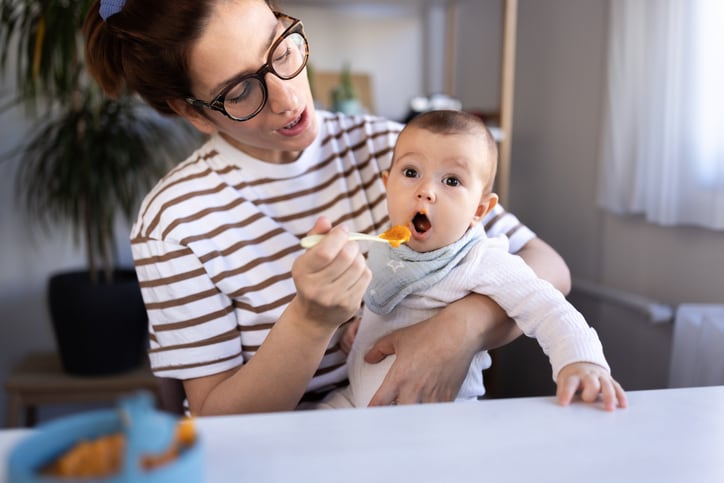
[516,237,572,295]
[184,298,338,415]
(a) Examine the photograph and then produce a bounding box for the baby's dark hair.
[401,110,498,191]
[83,0,276,115]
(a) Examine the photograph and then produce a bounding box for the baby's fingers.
[599,378,618,411]
[601,378,628,411]
[556,375,581,407]
[579,373,602,403]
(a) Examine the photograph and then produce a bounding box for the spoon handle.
[300,232,388,248]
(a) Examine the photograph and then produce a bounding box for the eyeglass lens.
[223,29,308,120]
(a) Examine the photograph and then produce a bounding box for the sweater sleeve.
[468,239,610,380]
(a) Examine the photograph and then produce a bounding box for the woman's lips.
[277,109,307,136]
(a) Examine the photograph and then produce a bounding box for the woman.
[83,0,572,415]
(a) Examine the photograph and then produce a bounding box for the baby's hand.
[556,362,628,411]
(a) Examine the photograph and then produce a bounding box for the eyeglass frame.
[184,12,309,122]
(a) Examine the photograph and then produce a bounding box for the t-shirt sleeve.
[481,203,536,254]
[131,237,244,380]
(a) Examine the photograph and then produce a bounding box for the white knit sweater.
[347,230,609,407]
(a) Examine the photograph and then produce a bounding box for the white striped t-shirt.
[130,110,535,393]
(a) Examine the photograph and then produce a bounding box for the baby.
[319,110,626,411]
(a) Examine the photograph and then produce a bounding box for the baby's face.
[384,127,497,252]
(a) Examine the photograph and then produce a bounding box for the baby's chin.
[406,236,448,253]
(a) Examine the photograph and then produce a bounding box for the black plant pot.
[47,269,148,376]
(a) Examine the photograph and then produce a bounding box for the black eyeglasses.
[185,13,309,122]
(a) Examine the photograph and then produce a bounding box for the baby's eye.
[403,168,418,178]
[443,176,460,187]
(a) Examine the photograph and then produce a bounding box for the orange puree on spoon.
[300,225,411,248]
[378,225,411,248]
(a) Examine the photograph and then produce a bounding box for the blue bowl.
[7,406,203,482]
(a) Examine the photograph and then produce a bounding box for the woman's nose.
[265,74,298,114]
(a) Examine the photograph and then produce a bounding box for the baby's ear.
[381,170,390,188]
[472,193,499,224]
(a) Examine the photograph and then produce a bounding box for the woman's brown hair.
[83,0,274,116]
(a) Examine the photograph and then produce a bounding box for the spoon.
[300,225,411,249]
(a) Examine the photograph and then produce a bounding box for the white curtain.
[598,0,724,230]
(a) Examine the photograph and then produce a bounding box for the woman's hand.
[556,362,628,411]
[292,217,371,331]
[364,294,511,405]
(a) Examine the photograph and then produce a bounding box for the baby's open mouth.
[412,212,431,234]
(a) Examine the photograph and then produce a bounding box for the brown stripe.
[237,315,355,335]
[314,360,346,377]
[241,141,387,206]
[152,352,241,373]
[131,245,192,265]
[210,245,300,284]
[484,209,508,232]
[197,226,285,265]
[183,212,267,247]
[233,292,295,315]
[275,185,366,223]
[241,341,344,356]
[239,322,275,332]
[148,328,240,354]
[505,223,523,239]
[138,267,207,289]
[328,192,387,230]
[242,117,394,196]
[137,150,220,229]
[228,271,291,299]
[254,158,365,204]
[144,287,220,310]
[320,116,400,148]
[161,192,247,240]
[153,304,235,332]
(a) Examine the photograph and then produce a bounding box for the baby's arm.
[477,242,626,410]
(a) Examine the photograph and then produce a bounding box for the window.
[598,0,724,230]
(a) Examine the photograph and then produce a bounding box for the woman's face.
[184,0,317,163]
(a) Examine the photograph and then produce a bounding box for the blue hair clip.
[99,0,127,21]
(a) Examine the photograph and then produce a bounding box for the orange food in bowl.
[42,418,196,478]
[42,433,124,478]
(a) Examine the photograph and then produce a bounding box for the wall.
[513,0,724,303]
[284,3,424,121]
[505,0,724,393]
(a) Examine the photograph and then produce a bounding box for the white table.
[2,386,723,482]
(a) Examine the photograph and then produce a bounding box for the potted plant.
[0,1,199,375]
[331,62,364,115]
